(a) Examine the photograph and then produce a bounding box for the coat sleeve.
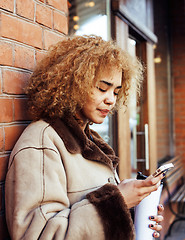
[5,146,134,240]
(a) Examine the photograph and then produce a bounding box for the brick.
[44,29,65,49]
[0,128,3,151]
[0,42,13,66]
[4,124,27,151]
[46,0,68,13]
[14,98,30,121]
[14,45,35,71]
[35,50,47,65]
[53,11,68,34]
[16,0,35,20]
[1,13,43,49]
[0,69,2,94]
[0,155,9,181]
[171,1,185,163]
[0,98,13,123]
[0,0,14,12]
[36,3,53,28]
[3,69,31,95]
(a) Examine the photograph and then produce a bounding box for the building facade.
[0,0,185,239]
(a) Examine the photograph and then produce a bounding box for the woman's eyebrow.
[100,80,122,89]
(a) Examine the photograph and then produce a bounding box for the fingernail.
[150,224,154,228]
[159,204,163,209]
[150,216,155,219]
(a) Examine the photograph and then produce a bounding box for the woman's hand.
[117,174,164,209]
[149,204,164,238]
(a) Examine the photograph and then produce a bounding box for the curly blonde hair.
[26,35,143,120]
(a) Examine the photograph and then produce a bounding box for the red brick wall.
[154,0,185,164]
[0,0,68,238]
[171,0,185,162]
[154,0,170,160]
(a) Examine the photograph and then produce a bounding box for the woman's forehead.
[96,67,122,79]
[94,68,122,87]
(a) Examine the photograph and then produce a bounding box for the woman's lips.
[98,109,110,116]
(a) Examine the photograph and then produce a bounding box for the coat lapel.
[48,114,119,170]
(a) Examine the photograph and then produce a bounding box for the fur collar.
[48,113,119,170]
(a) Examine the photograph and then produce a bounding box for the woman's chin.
[92,119,105,125]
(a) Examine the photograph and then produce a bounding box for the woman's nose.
[104,92,116,105]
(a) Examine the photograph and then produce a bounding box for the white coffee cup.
[134,184,163,240]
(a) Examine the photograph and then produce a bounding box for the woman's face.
[79,68,122,129]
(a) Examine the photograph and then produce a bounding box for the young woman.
[5,35,164,240]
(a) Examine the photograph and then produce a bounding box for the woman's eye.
[96,87,106,92]
[114,89,120,96]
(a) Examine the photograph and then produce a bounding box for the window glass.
[68,0,112,144]
[69,0,109,40]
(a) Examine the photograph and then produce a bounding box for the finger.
[157,204,164,213]
[134,179,161,199]
[149,215,164,223]
[149,172,165,182]
[149,224,162,231]
[136,178,160,190]
[139,183,160,196]
[153,231,160,238]
[136,173,162,187]
[143,175,162,187]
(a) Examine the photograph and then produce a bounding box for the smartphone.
[152,163,174,177]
